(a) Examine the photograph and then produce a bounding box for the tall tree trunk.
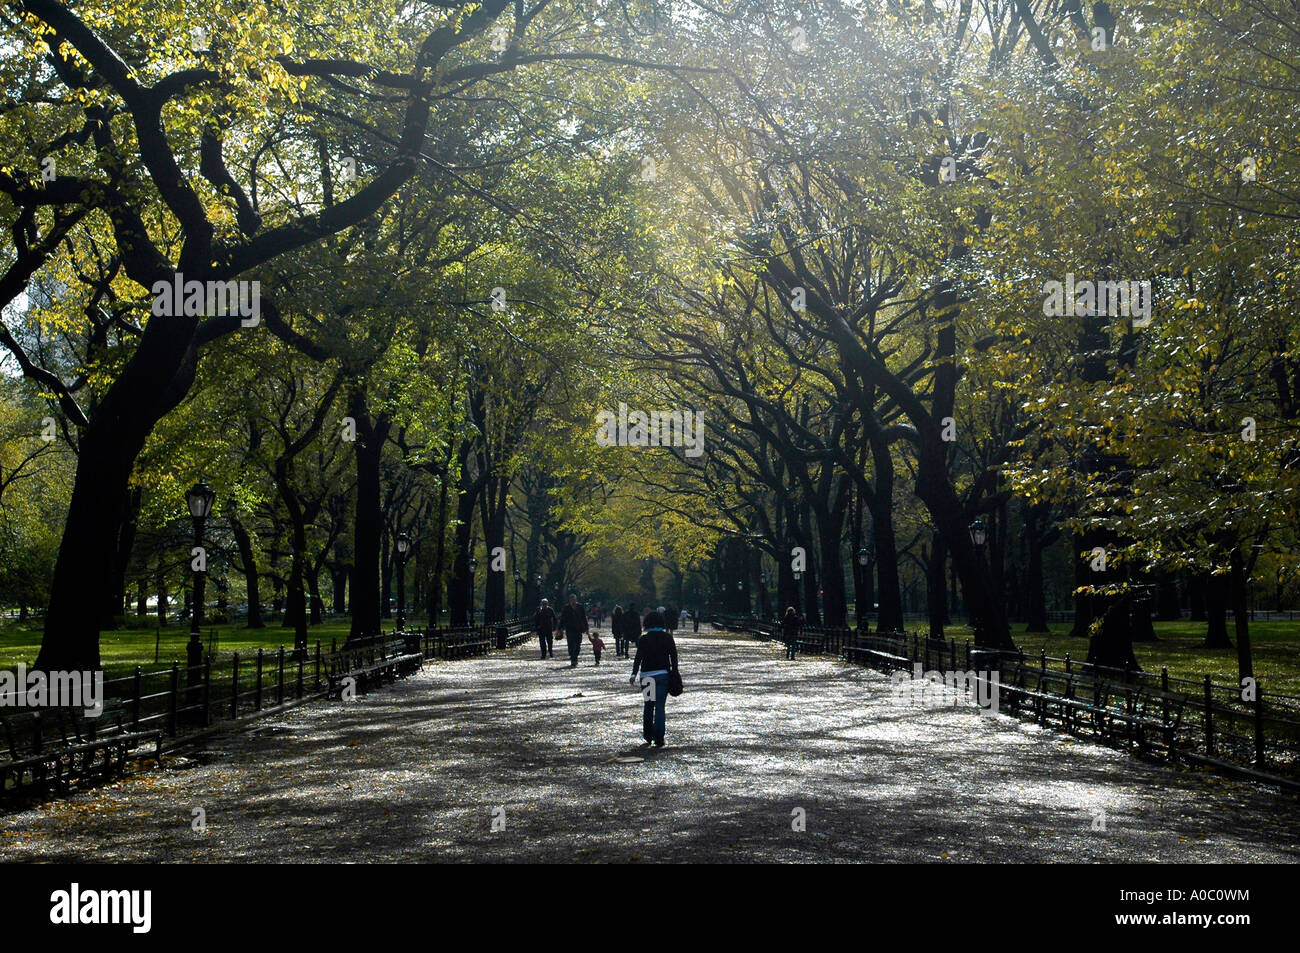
[103,486,142,628]
[332,567,347,614]
[481,475,508,624]
[230,512,265,629]
[1189,571,1208,621]
[275,458,310,651]
[428,464,451,623]
[155,541,169,628]
[801,552,821,626]
[1230,546,1254,686]
[866,496,903,633]
[347,387,389,644]
[925,531,947,639]
[1023,505,1049,633]
[1130,584,1158,642]
[307,564,324,625]
[815,507,847,627]
[381,533,393,619]
[1156,575,1182,621]
[1204,569,1232,649]
[448,489,476,626]
[40,416,153,670]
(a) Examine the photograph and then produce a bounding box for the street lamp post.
[469,556,478,624]
[855,547,871,628]
[968,519,988,646]
[185,481,216,696]
[395,532,410,631]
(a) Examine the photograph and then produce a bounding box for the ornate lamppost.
[185,481,216,695]
[395,532,410,631]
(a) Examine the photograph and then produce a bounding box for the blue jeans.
[641,673,669,744]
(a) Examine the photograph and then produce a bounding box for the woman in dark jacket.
[630,611,679,747]
[781,606,801,660]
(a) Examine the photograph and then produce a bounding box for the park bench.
[1,701,163,798]
[1091,683,1188,755]
[794,634,825,654]
[504,628,532,648]
[325,641,422,698]
[439,630,491,659]
[842,637,912,673]
[1002,665,1186,756]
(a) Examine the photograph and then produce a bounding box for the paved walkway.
[2,632,1297,862]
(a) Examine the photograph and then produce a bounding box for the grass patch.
[932,621,1300,700]
[0,617,364,681]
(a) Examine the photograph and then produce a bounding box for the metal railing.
[2,617,536,796]
[714,614,1300,785]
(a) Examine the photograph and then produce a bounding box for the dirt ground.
[3,631,1297,862]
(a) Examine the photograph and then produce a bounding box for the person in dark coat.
[534,599,557,659]
[629,610,679,747]
[559,594,588,668]
[781,606,802,660]
[623,603,642,659]
[611,605,625,658]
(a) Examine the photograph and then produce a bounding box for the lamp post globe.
[967,519,989,645]
[395,532,410,632]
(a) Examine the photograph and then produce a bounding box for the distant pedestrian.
[624,604,642,659]
[612,605,626,657]
[781,606,801,660]
[559,594,588,668]
[630,610,679,748]
[679,608,689,630]
[534,599,557,659]
[692,609,699,633]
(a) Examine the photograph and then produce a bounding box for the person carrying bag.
[629,610,680,748]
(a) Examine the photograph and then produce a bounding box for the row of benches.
[1000,663,1187,756]
[323,637,423,698]
[838,638,1187,757]
[1,702,162,800]
[3,624,532,800]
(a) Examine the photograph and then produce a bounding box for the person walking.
[589,630,605,665]
[559,594,588,668]
[534,599,558,659]
[781,606,802,660]
[624,603,642,659]
[629,610,679,748]
[611,605,625,657]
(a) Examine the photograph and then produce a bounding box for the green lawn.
[936,620,1300,701]
[5,615,1300,701]
[0,617,363,681]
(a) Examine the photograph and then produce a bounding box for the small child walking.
[589,632,605,665]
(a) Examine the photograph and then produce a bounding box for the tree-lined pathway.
[2,632,1297,862]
